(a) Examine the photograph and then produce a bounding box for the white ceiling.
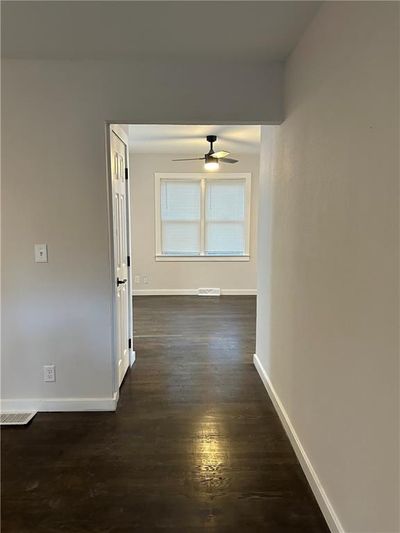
[2,1,321,62]
[128,124,261,154]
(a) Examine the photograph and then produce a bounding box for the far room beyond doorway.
[128,124,260,298]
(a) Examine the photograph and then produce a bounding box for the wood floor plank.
[1,295,329,532]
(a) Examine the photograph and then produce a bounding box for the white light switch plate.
[35,244,48,263]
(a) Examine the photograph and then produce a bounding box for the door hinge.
[128,338,132,349]
[125,168,129,180]
[127,255,131,267]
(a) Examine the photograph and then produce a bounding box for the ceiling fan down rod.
[206,135,217,154]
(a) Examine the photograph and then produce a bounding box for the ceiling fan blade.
[172,157,205,161]
[220,157,239,164]
[211,151,230,159]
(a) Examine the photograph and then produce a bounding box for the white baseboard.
[0,395,118,412]
[253,354,344,533]
[133,289,196,296]
[133,288,257,296]
[222,289,257,295]
[130,350,136,367]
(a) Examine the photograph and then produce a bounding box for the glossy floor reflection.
[2,296,329,532]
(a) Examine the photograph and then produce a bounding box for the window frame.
[155,172,251,262]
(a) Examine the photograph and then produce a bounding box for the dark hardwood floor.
[2,296,329,532]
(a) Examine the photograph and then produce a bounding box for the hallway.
[2,296,328,532]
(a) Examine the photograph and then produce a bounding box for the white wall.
[256,2,399,532]
[130,153,259,294]
[1,58,282,408]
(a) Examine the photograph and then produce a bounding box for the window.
[155,173,251,261]
[160,179,201,255]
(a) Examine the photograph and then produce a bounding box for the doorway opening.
[108,124,262,395]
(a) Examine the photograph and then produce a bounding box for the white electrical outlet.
[134,275,140,284]
[143,276,149,284]
[43,365,56,382]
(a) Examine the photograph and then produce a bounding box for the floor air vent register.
[0,412,37,425]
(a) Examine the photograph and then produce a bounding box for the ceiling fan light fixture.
[172,135,238,167]
[204,154,219,171]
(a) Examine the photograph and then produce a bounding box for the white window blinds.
[160,180,201,255]
[157,174,250,259]
[205,179,246,256]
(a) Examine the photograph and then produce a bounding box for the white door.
[110,128,131,386]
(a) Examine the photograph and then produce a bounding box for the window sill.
[155,255,250,262]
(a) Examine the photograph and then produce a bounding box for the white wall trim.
[155,255,250,262]
[134,289,197,296]
[253,354,345,533]
[133,289,257,296]
[222,289,257,295]
[0,396,118,413]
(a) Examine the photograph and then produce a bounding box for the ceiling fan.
[172,135,238,170]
